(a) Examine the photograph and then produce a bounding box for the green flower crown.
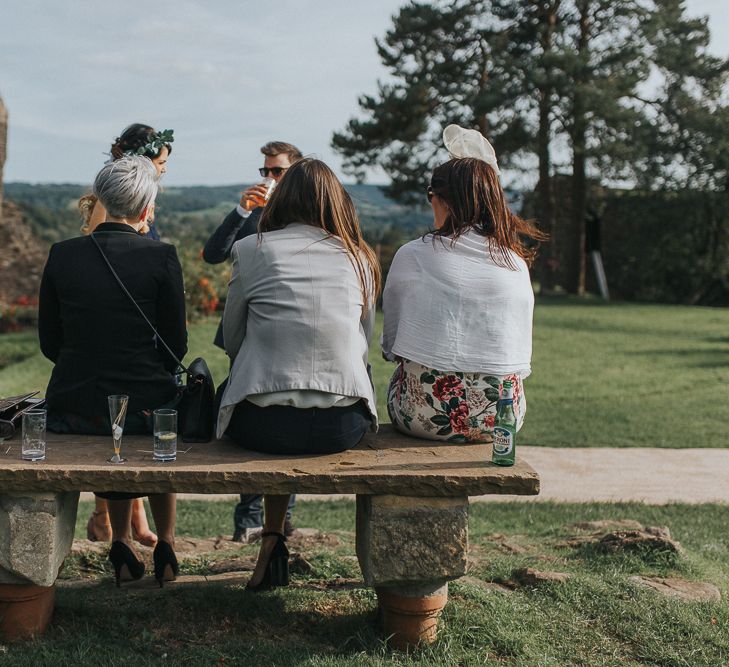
[128,129,174,157]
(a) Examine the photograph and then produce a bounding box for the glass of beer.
[250,177,277,208]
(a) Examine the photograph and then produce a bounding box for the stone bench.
[0,424,539,648]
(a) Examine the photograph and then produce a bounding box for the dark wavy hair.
[259,158,381,311]
[429,158,547,268]
[110,124,172,160]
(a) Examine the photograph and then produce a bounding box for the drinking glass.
[153,409,177,462]
[261,176,276,203]
[108,395,129,464]
[250,177,276,208]
[21,409,46,461]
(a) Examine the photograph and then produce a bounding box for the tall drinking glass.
[153,409,177,462]
[108,395,129,464]
[21,409,46,461]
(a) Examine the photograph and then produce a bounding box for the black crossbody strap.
[90,232,189,376]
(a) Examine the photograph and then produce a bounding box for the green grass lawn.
[1,297,727,447]
[1,499,727,666]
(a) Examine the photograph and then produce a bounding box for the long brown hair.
[259,158,381,310]
[430,158,547,268]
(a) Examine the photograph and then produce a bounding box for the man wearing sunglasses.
[203,140,302,543]
[203,140,303,333]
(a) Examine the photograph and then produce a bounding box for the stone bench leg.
[0,492,79,641]
[356,495,468,650]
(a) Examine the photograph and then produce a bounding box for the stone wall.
[0,94,6,216]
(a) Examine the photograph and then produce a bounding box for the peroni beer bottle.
[492,380,516,466]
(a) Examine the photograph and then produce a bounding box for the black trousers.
[225,399,371,455]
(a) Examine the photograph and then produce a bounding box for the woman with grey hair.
[81,132,172,545]
[39,155,186,587]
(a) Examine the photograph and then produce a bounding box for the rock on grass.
[629,576,721,602]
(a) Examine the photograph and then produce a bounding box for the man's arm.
[202,207,256,264]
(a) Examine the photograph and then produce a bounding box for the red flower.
[482,414,495,429]
[432,375,464,402]
[449,402,471,434]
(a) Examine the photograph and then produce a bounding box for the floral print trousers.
[386,359,526,443]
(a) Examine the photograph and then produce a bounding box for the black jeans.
[225,399,372,455]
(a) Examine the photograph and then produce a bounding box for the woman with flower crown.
[382,125,547,443]
[79,123,173,237]
[79,124,174,545]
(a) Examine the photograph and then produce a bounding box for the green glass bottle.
[492,380,516,466]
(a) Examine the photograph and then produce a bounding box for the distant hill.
[4,182,433,247]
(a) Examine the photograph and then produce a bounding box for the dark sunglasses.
[426,186,435,202]
[259,167,288,177]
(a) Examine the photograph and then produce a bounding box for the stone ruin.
[0,93,6,218]
[0,95,47,307]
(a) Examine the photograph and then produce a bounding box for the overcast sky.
[1,0,727,186]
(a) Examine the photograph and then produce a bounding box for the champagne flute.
[108,395,129,464]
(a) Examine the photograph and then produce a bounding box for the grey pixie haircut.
[92,155,159,220]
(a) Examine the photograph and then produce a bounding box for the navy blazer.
[202,207,260,264]
[38,223,187,420]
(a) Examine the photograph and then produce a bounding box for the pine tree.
[333,0,728,294]
[639,0,729,191]
[332,1,528,204]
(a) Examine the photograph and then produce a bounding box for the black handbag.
[91,234,215,442]
[176,356,216,442]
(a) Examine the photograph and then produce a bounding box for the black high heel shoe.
[153,540,179,588]
[246,532,289,592]
[108,541,145,588]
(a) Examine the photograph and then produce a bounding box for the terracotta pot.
[0,584,55,641]
[376,587,448,650]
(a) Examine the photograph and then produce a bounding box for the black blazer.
[38,223,187,420]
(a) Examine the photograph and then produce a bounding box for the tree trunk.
[477,41,491,138]
[568,1,590,296]
[535,1,559,292]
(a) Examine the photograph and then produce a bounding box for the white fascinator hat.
[442,124,500,176]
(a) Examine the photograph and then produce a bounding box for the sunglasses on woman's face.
[259,167,288,177]
[426,186,435,203]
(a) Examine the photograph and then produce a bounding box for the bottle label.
[493,427,513,455]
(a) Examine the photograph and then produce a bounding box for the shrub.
[0,299,39,333]
[601,190,729,305]
[177,247,230,321]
